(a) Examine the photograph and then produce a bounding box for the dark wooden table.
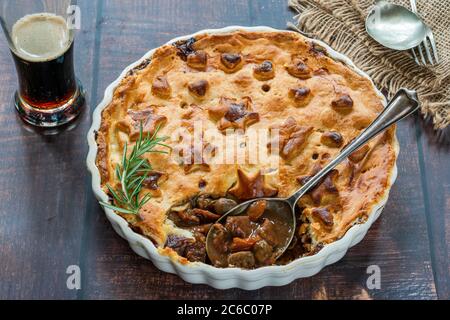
[0,0,448,300]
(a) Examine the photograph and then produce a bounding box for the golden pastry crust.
[95,30,397,266]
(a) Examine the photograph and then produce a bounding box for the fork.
[410,0,439,65]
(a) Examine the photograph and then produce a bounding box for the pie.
[95,30,397,268]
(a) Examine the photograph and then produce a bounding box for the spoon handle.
[287,88,419,207]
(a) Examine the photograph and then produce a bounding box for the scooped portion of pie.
[96,30,398,269]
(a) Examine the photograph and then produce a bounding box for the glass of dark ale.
[1,0,84,127]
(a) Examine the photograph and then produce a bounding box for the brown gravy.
[208,200,293,268]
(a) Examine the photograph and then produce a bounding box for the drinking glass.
[0,0,85,127]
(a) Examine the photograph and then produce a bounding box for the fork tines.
[412,31,440,65]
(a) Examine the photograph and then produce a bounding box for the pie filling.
[166,196,296,268]
[96,30,397,269]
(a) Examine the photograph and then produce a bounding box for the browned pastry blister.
[187,50,208,70]
[269,117,314,161]
[208,97,260,132]
[285,56,312,79]
[116,107,168,141]
[188,79,209,98]
[289,86,312,107]
[152,75,171,99]
[220,53,244,73]
[254,61,275,81]
[321,131,344,148]
[96,30,397,267]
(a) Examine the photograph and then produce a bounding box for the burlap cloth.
[288,0,450,130]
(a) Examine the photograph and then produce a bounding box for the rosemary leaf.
[100,124,168,216]
[99,201,137,215]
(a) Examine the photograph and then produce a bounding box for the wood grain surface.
[0,0,448,300]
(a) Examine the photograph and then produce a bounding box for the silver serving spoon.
[366,0,427,50]
[206,88,420,265]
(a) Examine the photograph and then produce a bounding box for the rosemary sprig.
[100,125,169,215]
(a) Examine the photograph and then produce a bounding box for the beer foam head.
[12,13,71,62]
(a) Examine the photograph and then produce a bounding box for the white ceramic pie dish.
[87,26,399,290]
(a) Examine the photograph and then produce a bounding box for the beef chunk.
[257,218,280,246]
[227,251,256,269]
[211,223,231,255]
[253,240,274,264]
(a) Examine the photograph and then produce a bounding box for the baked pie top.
[96,30,397,267]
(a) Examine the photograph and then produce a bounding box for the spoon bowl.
[206,198,295,267]
[206,88,420,268]
[366,1,427,50]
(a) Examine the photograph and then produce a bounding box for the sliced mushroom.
[190,208,221,223]
[171,208,200,227]
[213,198,238,215]
[195,194,215,210]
